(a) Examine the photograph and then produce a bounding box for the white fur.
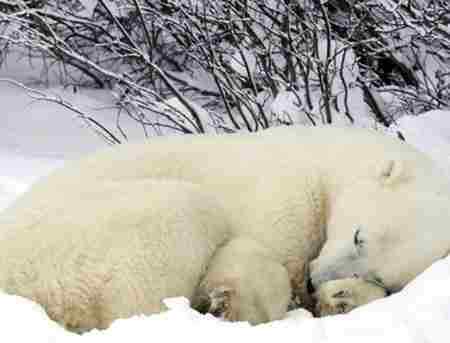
[309,164,450,292]
[2,125,450,329]
[0,180,229,332]
[314,278,386,316]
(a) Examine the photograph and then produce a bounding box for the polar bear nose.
[309,260,318,290]
[307,277,316,294]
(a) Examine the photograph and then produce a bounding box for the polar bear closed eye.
[314,278,387,317]
[310,159,450,293]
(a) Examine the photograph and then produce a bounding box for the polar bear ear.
[374,160,409,186]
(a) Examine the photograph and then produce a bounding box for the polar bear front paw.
[192,285,239,321]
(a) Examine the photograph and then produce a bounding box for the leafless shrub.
[0,0,448,140]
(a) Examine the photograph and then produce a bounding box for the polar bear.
[308,166,450,292]
[0,179,235,332]
[314,278,387,316]
[0,179,291,331]
[4,125,450,324]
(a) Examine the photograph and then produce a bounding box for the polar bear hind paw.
[192,285,238,321]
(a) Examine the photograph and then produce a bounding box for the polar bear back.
[0,179,229,331]
[25,126,447,199]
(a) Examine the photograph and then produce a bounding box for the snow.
[393,110,450,179]
[1,257,449,342]
[1,54,450,342]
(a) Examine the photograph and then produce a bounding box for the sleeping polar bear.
[308,163,450,292]
[2,125,450,328]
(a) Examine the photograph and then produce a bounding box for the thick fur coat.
[0,180,229,332]
[2,126,450,330]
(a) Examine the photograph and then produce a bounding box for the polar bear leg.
[285,260,316,312]
[192,238,291,324]
[55,268,168,333]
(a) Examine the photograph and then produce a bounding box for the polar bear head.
[314,277,387,316]
[309,160,450,294]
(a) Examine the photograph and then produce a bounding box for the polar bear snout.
[308,259,326,291]
[309,266,339,290]
[309,228,372,289]
[309,251,367,290]
[309,254,348,289]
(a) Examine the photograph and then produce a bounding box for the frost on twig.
[0,0,448,139]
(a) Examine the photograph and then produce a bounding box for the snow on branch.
[0,0,448,139]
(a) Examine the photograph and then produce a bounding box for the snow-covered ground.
[1,57,450,342]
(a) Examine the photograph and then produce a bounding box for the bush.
[1,0,449,140]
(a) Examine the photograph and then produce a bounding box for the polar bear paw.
[207,286,238,321]
[192,285,239,322]
[313,278,387,317]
